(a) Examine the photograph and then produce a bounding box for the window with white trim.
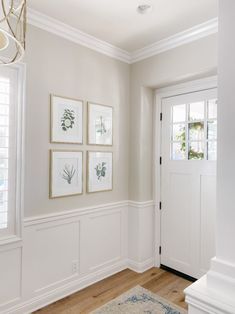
[0,66,23,239]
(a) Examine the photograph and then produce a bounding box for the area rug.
[91,285,187,314]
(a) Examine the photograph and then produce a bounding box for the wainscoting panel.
[88,210,124,272]
[0,247,22,309]
[33,220,80,293]
[1,200,154,314]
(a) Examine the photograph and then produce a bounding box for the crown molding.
[27,8,218,64]
[131,18,218,63]
[27,8,131,64]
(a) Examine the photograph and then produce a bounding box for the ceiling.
[28,0,218,52]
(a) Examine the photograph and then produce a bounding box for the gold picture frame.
[87,151,113,193]
[50,94,84,144]
[50,150,84,199]
[87,102,113,146]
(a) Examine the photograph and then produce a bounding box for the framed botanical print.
[50,150,83,198]
[87,102,113,146]
[87,151,113,193]
[51,95,83,144]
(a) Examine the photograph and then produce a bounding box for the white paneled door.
[160,88,217,279]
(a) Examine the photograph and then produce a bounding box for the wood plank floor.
[34,267,192,314]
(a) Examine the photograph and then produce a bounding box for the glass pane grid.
[170,99,217,161]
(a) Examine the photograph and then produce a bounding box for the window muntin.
[171,99,217,161]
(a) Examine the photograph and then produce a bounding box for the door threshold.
[160,264,197,282]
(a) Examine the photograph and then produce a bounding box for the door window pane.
[172,142,186,160]
[207,120,217,140]
[208,141,217,161]
[172,124,185,141]
[189,102,205,121]
[189,122,204,141]
[208,99,217,119]
[172,104,186,123]
[170,98,217,161]
[189,142,204,160]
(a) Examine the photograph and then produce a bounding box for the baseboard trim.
[4,260,128,314]
[2,263,157,314]
[128,258,155,273]
[4,258,156,314]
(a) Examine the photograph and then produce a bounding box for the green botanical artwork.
[95,162,106,181]
[61,109,75,131]
[96,116,107,135]
[61,164,76,184]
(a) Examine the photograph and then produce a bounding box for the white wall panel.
[0,201,152,314]
[33,220,80,293]
[88,211,123,271]
[0,248,21,308]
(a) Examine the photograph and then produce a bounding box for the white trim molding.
[185,257,235,314]
[128,258,155,274]
[185,275,235,314]
[27,8,218,64]
[6,260,128,314]
[0,62,26,247]
[27,8,131,64]
[0,200,155,314]
[24,200,129,227]
[131,18,218,63]
[128,200,155,208]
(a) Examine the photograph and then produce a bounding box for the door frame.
[153,76,217,267]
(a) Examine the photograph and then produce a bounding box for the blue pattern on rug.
[92,285,187,314]
[120,293,182,314]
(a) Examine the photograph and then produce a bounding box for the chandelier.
[0,0,27,65]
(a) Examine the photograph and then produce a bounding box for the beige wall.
[24,25,218,217]
[129,34,218,201]
[24,26,130,217]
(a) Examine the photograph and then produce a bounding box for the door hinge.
[159,246,162,255]
[159,202,162,210]
[160,156,162,165]
[160,112,163,121]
